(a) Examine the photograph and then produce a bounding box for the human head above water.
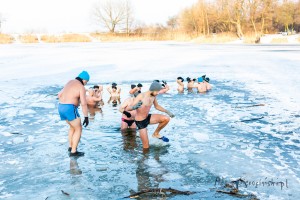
[177,77,184,82]
[77,71,90,85]
[130,84,136,89]
[78,71,90,81]
[149,81,162,96]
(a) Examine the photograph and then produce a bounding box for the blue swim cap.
[198,77,203,82]
[78,71,90,81]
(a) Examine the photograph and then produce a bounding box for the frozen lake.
[0,42,300,199]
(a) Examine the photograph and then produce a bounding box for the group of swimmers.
[58,71,211,157]
[176,75,212,93]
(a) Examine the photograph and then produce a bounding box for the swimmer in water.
[127,81,175,149]
[57,71,89,157]
[119,93,139,132]
[176,77,184,94]
[159,80,170,94]
[193,77,207,93]
[204,77,212,90]
[129,83,143,96]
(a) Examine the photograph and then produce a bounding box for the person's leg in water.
[67,122,75,151]
[67,118,83,155]
[149,114,170,138]
[129,122,137,129]
[139,128,150,149]
[121,119,136,132]
[121,120,129,131]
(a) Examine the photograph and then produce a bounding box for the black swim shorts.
[135,114,151,130]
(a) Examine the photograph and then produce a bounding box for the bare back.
[187,81,194,92]
[197,82,207,93]
[59,80,84,106]
[121,97,137,120]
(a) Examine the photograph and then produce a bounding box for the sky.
[0,0,198,34]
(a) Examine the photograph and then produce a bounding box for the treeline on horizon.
[95,0,300,38]
[173,0,300,39]
[92,0,300,42]
[1,0,300,43]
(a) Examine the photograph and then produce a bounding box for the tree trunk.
[236,20,244,39]
[205,10,210,35]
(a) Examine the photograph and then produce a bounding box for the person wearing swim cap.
[204,77,212,90]
[85,88,102,120]
[176,77,184,94]
[159,80,170,94]
[57,70,90,157]
[93,85,104,108]
[87,87,103,108]
[107,82,121,95]
[193,77,207,93]
[129,83,143,96]
[127,81,175,149]
[107,85,121,106]
[186,77,196,93]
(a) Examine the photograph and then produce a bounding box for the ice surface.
[0,42,299,199]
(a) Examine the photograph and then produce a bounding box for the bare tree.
[93,0,134,33]
[167,16,178,30]
[124,0,134,35]
[276,0,295,33]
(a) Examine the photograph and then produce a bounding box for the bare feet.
[152,134,161,138]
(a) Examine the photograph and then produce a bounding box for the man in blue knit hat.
[127,81,175,150]
[58,70,90,157]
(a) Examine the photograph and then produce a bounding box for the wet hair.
[93,85,99,89]
[162,84,165,87]
[193,78,196,81]
[205,77,210,83]
[131,84,136,89]
[112,102,118,107]
[112,82,117,87]
[186,77,191,82]
[177,77,184,82]
[75,77,84,85]
[137,83,143,87]
[202,75,206,79]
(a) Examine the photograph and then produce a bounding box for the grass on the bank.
[41,34,91,43]
[193,33,238,43]
[41,35,60,43]
[0,34,14,44]
[19,35,39,43]
[271,37,288,43]
[90,32,193,42]
[60,34,91,42]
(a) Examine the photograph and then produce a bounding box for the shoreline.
[0,33,299,44]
